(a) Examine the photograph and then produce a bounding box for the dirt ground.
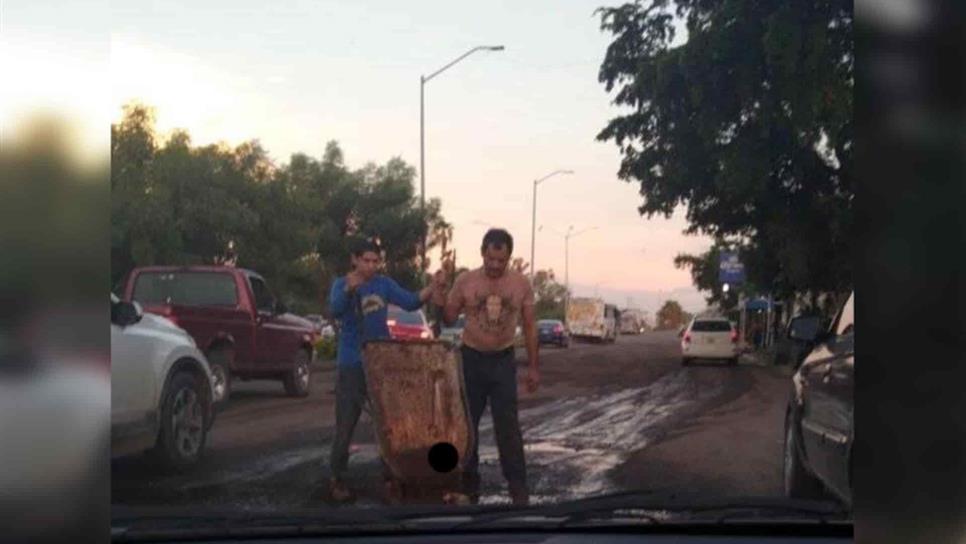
[112,331,794,509]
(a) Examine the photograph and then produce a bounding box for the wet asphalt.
[112,331,781,510]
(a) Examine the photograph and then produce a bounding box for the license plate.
[706,338,715,344]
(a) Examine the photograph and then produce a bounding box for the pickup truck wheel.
[207,348,233,405]
[284,350,311,397]
[154,372,208,469]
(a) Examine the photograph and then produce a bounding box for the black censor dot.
[427,442,459,473]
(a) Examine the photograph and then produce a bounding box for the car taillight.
[731,331,738,343]
[420,330,432,339]
[684,333,691,343]
[554,325,563,333]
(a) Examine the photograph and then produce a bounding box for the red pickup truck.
[120,266,316,404]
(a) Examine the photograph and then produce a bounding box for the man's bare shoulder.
[455,268,483,284]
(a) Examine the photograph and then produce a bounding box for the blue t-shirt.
[329,274,424,367]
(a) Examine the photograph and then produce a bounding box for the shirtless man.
[439,228,539,506]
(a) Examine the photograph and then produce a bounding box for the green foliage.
[533,269,569,320]
[656,299,689,330]
[314,336,337,361]
[111,103,450,314]
[597,0,853,301]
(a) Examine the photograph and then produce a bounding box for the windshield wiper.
[112,495,850,539]
[112,508,411,541]
[449,493,850,530]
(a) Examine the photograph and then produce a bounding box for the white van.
[566,298,619,343]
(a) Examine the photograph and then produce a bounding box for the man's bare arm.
[439,271,463,326]
[441,293,462,326]
[521,302,540,393]
[522,303,538,369]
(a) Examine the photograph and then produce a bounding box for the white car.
[681,316,740,366]
[111,294,216,468]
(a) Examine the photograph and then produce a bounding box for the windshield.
[132,271,238,307]
[388,308,425,326]
[110,0,853,535]
[690,320,732,332]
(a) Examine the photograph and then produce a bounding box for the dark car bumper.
[538,333,567,344]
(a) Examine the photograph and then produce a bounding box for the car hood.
[139,313,195,345]
[275,313,316,331]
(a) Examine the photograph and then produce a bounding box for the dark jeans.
[330,365,390,481]
[461,345,528,491]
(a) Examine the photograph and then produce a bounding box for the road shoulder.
[611,365,792,499]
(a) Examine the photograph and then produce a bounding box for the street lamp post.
[529,169,573,282]
[420,45,504,283]
[539,224,595,322]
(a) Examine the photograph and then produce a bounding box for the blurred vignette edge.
[856,0,966,543]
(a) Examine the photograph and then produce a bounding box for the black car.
[783,291,854,507]
[537,319,570,348]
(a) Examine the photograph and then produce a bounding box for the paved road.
[112,331,793,509]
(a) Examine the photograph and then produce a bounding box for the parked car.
[619,310,645,334]
[111,294,215,468]
[773,314,830,369]
[387,305,433,341]
[783,291,854,507]
[119,266,317,403]
[680,316,740,365]
[439,314,466,346]
[537,319,570,348]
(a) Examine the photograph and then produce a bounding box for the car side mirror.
[112,300,142,327]
[788,316,823,342]
[274,300,289,315]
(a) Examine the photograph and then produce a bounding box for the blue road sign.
[719,251,745,284]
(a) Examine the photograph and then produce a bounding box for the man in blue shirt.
[327,239,443,502]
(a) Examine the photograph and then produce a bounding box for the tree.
[656,299,688,330]
[533,269,569,320]
[111,102,451,316]
[597,0,853,302]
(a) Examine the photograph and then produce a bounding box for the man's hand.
[430,268,449,306]
[345,270,364,292]
[524,367,540,394]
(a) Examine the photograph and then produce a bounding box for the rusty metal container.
[362,339,472,494]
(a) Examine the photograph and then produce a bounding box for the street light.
[420,45,504,282]
[529,169,574,281]
[539,224,596,315]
